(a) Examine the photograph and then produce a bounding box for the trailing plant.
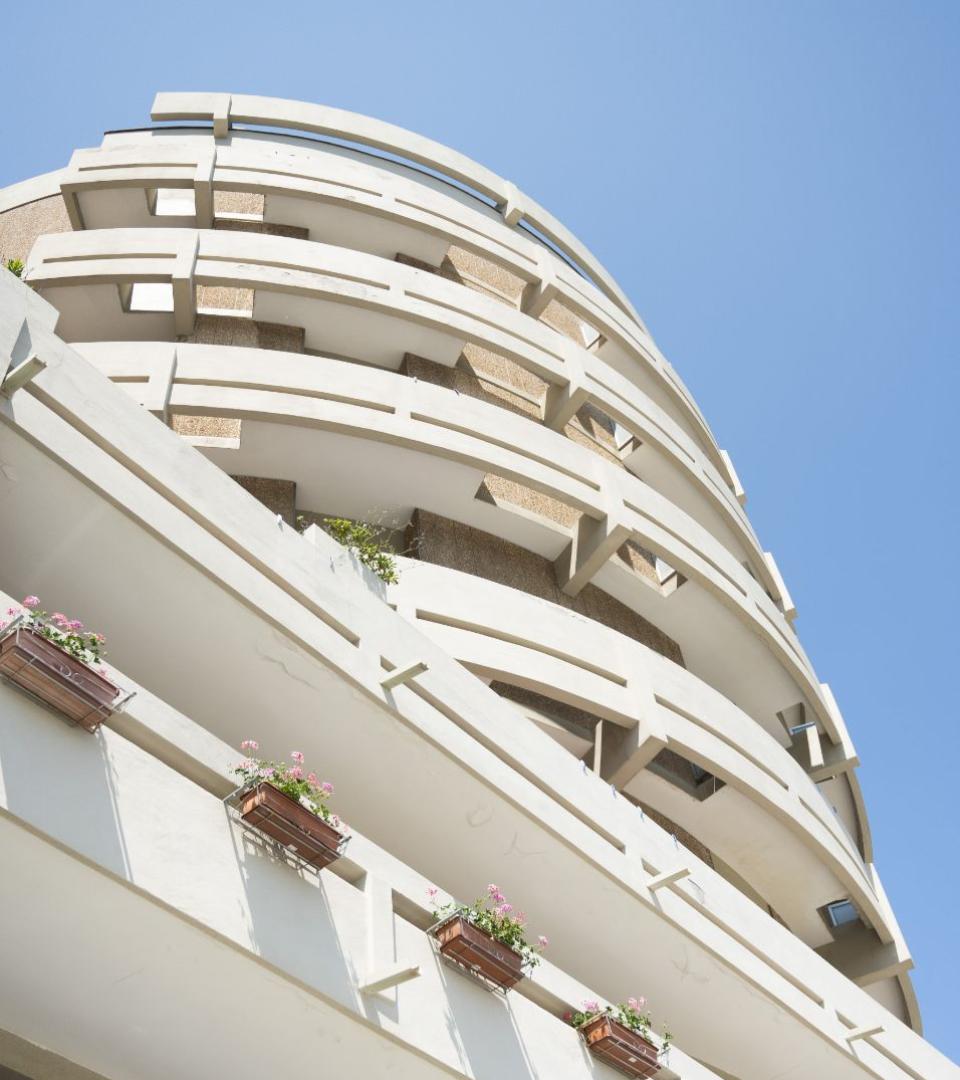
[5,258,24,278]
[428,883,549,968]
[234,743,345,831]
[1,595,107,668]
[296,514,400,584]
[565,997,672,1051]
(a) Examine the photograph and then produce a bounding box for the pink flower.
[307,772,319,786]
[93,633,106,643]
[6,607,18,616]
[261,767,275,778]
[582,1000,600,1014]
[538,935,549,948]
[290,766,304,780]
[290,751,304,764]
[494,903,513,917]
[23,596,39,608]
[51,612,68,626]
[627,996,646,1010]
[67,620,84,631]
[426,886,438,899]
[563,1011,573,1022]
[240,739,259,752]
[320,781,333,795]
[487,883,500,896]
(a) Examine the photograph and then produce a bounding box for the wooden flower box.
[239,781,346,870]
[580,1014,661,1078]
[432,914,525,992]
[0,626,119,732]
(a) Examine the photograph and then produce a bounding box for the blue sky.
[3,0,958,1059]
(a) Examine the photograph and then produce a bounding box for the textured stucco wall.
[170,414,242,439]
[187,314,305,352]
[0,195,72,263]
[230,474,297,525]
[407,509,683,665]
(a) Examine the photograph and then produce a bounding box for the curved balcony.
[54,331,839,756]
[58,125,719,466]
[23,226,793,615]
[388,557,891,953]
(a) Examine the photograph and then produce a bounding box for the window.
[825,899,860,929]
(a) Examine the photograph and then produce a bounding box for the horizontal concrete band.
[60,133,717,460]
[70,338,836,750]
[0,297,931,1076]
[24,227,768,597]
[389,559,888,945]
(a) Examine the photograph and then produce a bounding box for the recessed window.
[825,899,859,929]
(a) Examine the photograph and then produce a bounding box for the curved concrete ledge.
[68,337,835,753]
[57,131,718,463]
[388,561,891,940]
[23,227,775,598]
[149,92,645,330]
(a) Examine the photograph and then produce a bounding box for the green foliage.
[430,884,548,968]
[566,998,671,1051]
[233,743,344,831]
[5,258,24,278]
[322,517,400,584]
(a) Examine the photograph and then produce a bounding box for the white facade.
[0,92,955,1079]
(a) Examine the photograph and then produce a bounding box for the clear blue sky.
[4,0,957,1059]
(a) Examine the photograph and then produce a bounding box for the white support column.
[212,94,232,139]
[600,682,668,790]
[358,874,420,995]
[499,181,523,227]
[554,505,632,598]
[172,235,199,337]
[194,148,216,229]
[143,344,178,423]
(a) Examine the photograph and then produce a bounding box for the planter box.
[432,914,525,992]
[580,1015,661,1079]
[239,781,345,870]
[0,626,119,732]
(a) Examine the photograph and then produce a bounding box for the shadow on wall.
[224,811,358,1013]
[436,959,543,1080]
[0,687,131,879]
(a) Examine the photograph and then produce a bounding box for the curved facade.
[0,92,955,1079]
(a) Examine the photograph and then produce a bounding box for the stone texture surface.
[214,219,309,240]
[0,196,72,263]
[187,314,304,352]
[491,681,598,737]
[230,475,297,525]
[214,191,265,216]
[441,245,526,307]
[476,475,580,528]
[169,414,242,439]
[196,284,255,313]
[407,509,684,665]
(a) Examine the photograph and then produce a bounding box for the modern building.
[0,92,955,1079]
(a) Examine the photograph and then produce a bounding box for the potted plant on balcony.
[232,744,348,870]
[0,596,119,732]
[566,998,671,1079]
[427,883,549,993]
